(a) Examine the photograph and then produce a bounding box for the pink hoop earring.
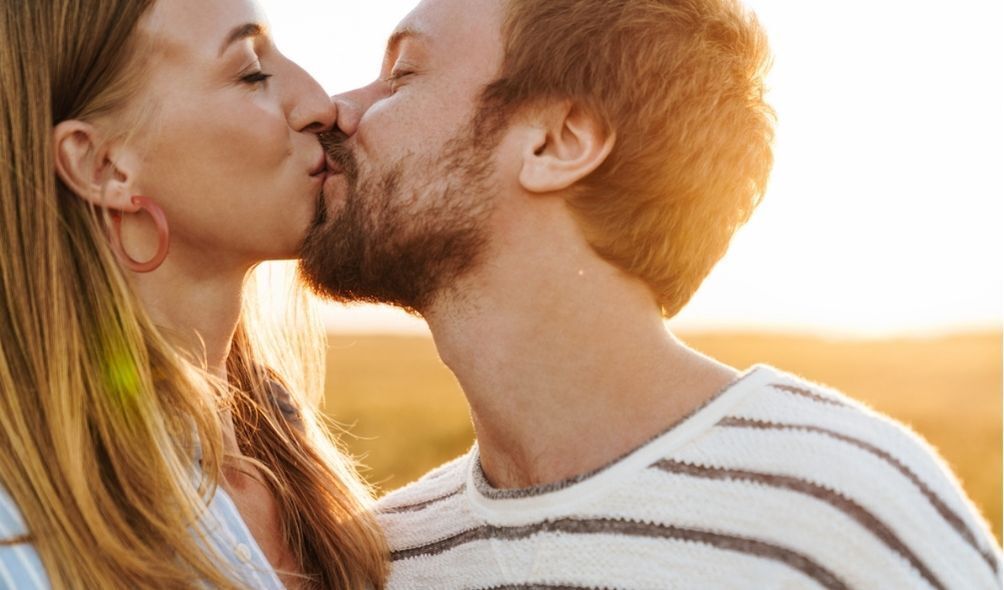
[109,196,170,273]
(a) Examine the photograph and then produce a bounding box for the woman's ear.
[52,120,140,211]
[518,101,616,195]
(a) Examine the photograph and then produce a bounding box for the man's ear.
[52,120,140,211]
[518,101,616,194]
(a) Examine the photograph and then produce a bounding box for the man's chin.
[322,172,349,209]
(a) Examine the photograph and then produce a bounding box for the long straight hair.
[0,1,387,588]
[230,267,389,589]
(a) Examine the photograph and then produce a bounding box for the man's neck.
[424,222,737,490]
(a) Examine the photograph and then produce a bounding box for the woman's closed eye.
[242,71,272,84]
[240,63,273,86]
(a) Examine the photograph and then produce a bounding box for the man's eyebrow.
[219,23,266,57]
[386,26,427,56]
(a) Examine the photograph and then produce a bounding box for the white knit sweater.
[376,365,1002,589]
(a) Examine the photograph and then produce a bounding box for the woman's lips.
[309,152,328,177]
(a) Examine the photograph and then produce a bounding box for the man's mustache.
[319,129,359,180]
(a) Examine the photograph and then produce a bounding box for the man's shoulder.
[657,365,1002,585]
[374,450,478,555]
[376,450,471,513]
[374,450,476,552]
[711,366,975,507]
[716,365,967,494]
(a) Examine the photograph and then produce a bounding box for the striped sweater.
[376,365,1002,589]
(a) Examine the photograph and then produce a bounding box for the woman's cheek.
[239,98,292,159]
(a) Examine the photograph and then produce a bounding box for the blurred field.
[322,330,1002,545]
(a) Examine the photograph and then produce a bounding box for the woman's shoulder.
[0,487,28,539]
[0,487,50,589]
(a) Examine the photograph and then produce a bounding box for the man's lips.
[325,154,345,175]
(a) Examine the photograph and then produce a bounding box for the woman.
[0,0,386,588]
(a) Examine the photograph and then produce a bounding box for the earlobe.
[518,103,616,195]
[52,120,137,211]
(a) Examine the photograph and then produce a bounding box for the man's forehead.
[390,0,502,51]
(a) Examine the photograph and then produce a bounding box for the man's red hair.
[481,0,775,317]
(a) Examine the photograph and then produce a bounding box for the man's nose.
[330,81,385,137]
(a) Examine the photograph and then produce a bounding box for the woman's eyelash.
[241,71,273,84]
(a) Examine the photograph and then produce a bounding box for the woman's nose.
[292,94,338,134]
[286,62,339,134]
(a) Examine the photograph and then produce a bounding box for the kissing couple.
[0,0,999,588]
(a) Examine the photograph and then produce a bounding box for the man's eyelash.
[384,69,415,83]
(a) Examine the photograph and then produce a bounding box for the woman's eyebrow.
[219,23,265,57]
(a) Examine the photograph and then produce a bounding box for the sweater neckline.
[464,364,778,523]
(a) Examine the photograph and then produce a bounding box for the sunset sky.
[258,0,1003,337]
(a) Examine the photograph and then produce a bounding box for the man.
[301,0,1002,587]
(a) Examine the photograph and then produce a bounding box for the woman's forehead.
[139,0,269,62]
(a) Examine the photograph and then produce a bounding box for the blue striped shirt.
[0,484,285,589]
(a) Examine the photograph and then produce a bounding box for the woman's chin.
[251,239,301,263]
[265,211,318,261]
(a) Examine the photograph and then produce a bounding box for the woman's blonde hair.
[0,1,387,588]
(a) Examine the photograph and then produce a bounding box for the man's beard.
[298,126,497,314]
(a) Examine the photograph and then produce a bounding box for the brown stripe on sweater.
[380,485,465,514]
[769,383,847,406]
[653,459,946,590]
[719,416,1001,575]
[391,517,851,590]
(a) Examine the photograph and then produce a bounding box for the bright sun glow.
[258,0,1003,337]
